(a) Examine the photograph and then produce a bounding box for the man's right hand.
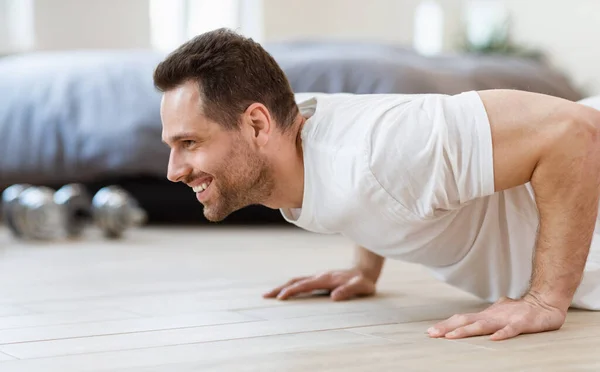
[262,268,377,301]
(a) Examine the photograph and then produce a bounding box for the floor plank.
[0,351,16,361]
[0,305,35,318]
[0,330,389,372]
[0,311,258,345]
[0,307,471,358]
[0,309,140,330]
[108,338,482,372]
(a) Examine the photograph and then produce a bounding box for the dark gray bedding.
[0,50,167,188]
[0,42,586,189]
[268,41,583,100]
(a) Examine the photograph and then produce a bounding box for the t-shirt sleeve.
[367,91,495,219]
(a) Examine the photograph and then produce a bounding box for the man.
[155,28,600,341]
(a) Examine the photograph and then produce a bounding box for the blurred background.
[0,0,597,227]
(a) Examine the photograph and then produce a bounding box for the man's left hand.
[427,293,567,341]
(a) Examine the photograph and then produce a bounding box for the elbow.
[581,106,600,147]
[530,103,600,190]
[581,104,600,138]
[562,105,600,153]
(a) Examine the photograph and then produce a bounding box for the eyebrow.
[162,132,199,145]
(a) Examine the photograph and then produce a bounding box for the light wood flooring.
[0,224,599,371]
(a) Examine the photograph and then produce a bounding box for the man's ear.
[244,103,273,147]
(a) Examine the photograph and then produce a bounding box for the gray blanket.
[0,50,166,188]
[268,41,583,100]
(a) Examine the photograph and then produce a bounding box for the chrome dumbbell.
[91,185,147,239]
[1,184,146,240]
[53,183,94,238]
[1,183,30,237]
[1,184,69,240]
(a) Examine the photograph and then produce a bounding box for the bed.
[0,42,586,225]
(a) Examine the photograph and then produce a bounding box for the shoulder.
[295,92,431,149]
[364,91,495,217]
[365,91,489,162]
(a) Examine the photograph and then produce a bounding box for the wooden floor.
[0,225,599,371]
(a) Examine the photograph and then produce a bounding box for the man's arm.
[479,89,600,310]
[428,89,600,341]
[353,244,385,283]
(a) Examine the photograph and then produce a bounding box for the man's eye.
[182,140,196,148]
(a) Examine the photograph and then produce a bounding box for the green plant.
[457,17,545,61]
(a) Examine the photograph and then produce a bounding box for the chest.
[309,168,456,263]
[313,182,541,268]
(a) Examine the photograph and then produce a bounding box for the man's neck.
[262,114,307,210]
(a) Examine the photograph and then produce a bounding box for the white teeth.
[192,181,211,193]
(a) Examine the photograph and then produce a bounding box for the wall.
[261,0,464,53]
[262,0,420,46]
[0,0,150,52]
[259,0,600,96]
[0,0,34,53]
[503,0,600,95]
[33,0,151,50]
[2,0,598,95]
[0,1,10,52]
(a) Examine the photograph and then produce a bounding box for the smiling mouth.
[191,178,213,194]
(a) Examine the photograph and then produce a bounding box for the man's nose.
[167,153,191,182]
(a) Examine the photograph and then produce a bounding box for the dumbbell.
[90,185,147,239]
[1,184,66,240]
[1,183,147,240]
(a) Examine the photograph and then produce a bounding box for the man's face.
[160,81,273,222]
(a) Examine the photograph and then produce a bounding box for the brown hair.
[153,28,299,131]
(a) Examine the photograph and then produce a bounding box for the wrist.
[352,245,384,283]
[523,289,571,313]
[353,265,381,283]
[528,266,582,312]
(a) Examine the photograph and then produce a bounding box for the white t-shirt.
[281,91,600,310]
